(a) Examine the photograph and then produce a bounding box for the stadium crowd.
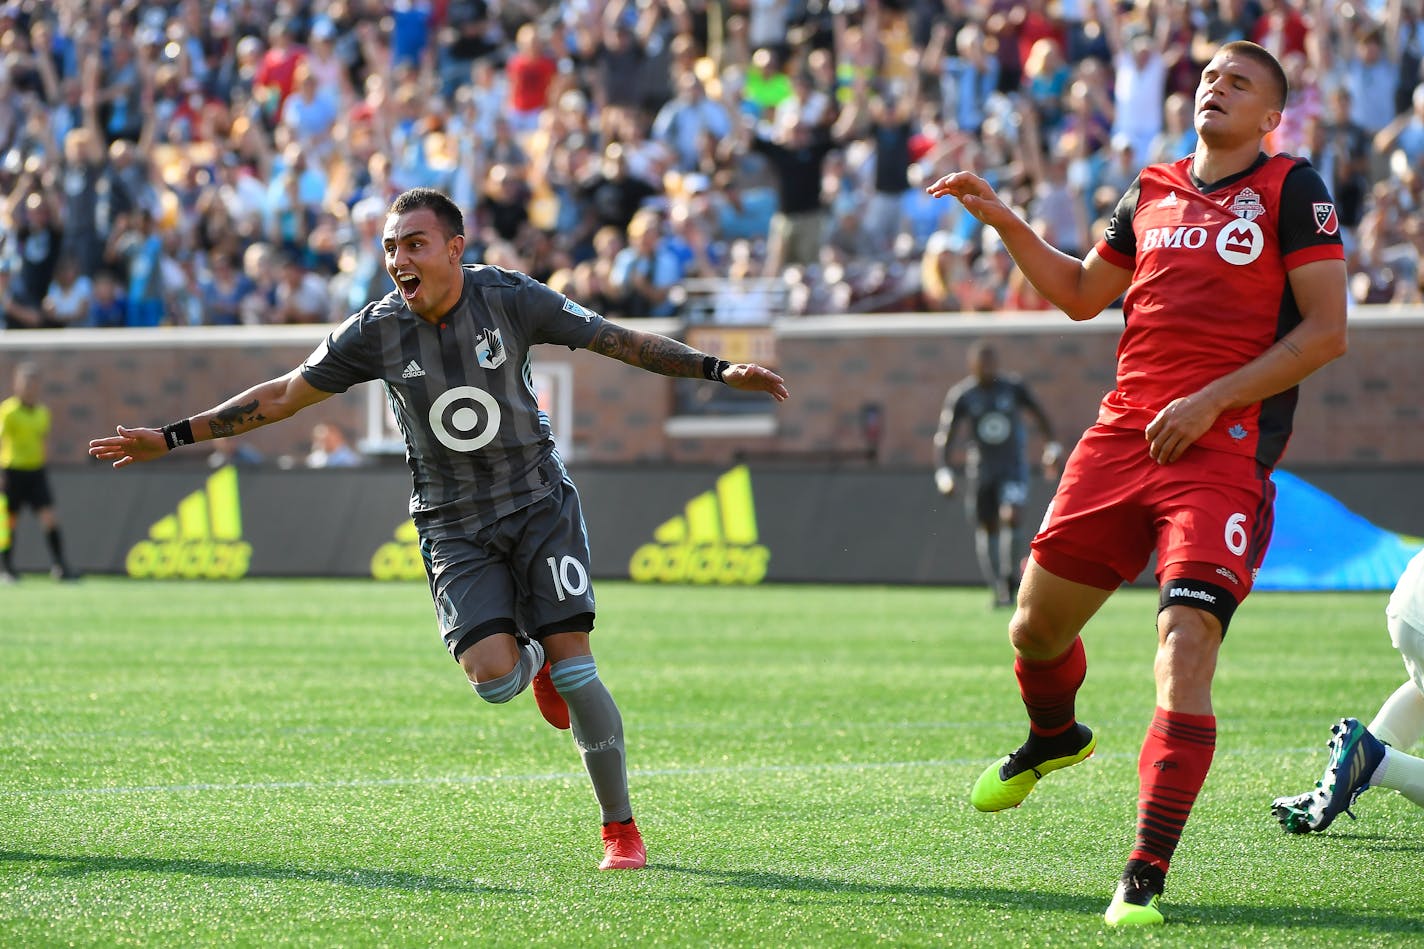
[0,0,1420,329]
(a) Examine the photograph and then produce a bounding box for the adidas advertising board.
[126,467,252,579]
[19,466,1423,589]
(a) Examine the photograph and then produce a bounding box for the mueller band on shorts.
[161,419,195,449]
[1159,577,1239,635]
[536,611,595,638]
[702,355,730,383]
[450,617,519,659]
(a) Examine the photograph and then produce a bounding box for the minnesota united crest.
[476,327,506,369]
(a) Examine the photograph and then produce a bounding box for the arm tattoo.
[208,398,266,438]
[1280,338,1303,357]
[589,323,703,377]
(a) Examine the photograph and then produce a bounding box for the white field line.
[5,746,1322,798]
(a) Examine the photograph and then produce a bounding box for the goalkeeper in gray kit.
[934,342,1061,607]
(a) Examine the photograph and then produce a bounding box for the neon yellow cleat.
[1105,883,1165,927]
[970,724,1096,812]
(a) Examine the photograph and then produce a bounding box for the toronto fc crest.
[1228,187,1265,221]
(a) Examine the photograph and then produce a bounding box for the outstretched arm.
[586,320,789,401]
[88,370,336,468]
[925,171,1132,320]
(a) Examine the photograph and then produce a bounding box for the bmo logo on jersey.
[1140,226,1209,251]
[1215,218,1264,266]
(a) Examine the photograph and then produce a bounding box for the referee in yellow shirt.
[1,363,77,582]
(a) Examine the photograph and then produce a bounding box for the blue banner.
[1258,470,1423,591]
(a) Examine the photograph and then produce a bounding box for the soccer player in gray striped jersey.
[89,187,790,871]
[933,343,1061,608]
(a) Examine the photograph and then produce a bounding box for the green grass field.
[2,578,1421,947]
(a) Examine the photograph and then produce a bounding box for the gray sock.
[975,528,1001,589]
[551,656,631,823]
[472,637,543,704]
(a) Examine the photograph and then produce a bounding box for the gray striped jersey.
[300,265,604,539]
[943,375,1038,482]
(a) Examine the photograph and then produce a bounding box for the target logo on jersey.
[429,386,502,452]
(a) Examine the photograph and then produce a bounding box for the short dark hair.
[1220,41,1289,111]
[388,188,465,239]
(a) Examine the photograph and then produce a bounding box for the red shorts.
[1030,423,1276,603]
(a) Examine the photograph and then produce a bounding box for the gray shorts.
[421,478,597,660]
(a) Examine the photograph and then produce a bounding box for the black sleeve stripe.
[1101,174,1142,258]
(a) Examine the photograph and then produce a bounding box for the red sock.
[1014,637,1086,738]
[1130,707,1216,873]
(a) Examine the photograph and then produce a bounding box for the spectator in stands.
[1107,15,1168,166]
[280,64,340,160]
[41,257,91,328]
[572,142,658,260]
[7,178,64,318]
[0,0,1409,328]
[272,253,330,324]
[1375,82,1424,170]
[198,253,256,327]
[1340,26,1400,137]
[306,422,363,468]
[652,71,734,173]
[253,20,307,123]
[506,22,557,134]
[86,271,127,328]
[610,209,680,318]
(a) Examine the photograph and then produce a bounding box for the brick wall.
[4,311,1421,468]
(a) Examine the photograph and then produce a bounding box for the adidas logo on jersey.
[126,466,252,579]
[629,465,770,585]
[1158,191,1179,208]
[402,360,426,379]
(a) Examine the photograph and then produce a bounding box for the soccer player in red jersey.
[927,41,1348,926]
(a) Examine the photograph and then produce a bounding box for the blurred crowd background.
[0,0,1420,330]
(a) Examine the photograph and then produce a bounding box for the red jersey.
[1094,153,1344,468]
[507,53,556,113]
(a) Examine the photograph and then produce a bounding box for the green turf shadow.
[0,849,528,896]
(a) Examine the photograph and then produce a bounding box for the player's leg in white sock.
[1367,681,1424,750]
[1370,746,1424,808]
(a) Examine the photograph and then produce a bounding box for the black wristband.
[161,419,195,450]
[702,355,731,383]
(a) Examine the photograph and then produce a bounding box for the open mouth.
[1199,102,1224,115]
[397,272,422,300]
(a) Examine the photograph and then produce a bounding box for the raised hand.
[88,425,169,468]
[722,364,790,402]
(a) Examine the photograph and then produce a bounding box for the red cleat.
[531,661,570,730]
[599,819,646,870]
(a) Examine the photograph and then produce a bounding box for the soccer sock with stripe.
[551,656,631,824]
[1129,707,1216,874]
[1366,681,1424,750]
[471,637,542,704]
[1015,636,1087,740]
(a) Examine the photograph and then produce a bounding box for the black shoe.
[51,565,81,582]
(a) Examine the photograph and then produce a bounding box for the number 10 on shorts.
[547,555,590,601]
